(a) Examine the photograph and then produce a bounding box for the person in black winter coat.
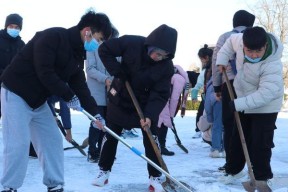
[0,13,25,118]
[0,10,112,192]
[93,24,177,192]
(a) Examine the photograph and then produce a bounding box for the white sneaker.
[92,170,110,187]
[209,150,226,158]
[48,185,64,192]
[192,132,201,139]
[149,176,165,192]
[219,170,246,184]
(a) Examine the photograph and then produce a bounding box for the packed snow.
[0,110,287,192]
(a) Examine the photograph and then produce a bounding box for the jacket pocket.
[107,78,134,110]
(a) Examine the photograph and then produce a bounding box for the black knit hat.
[5,13,23,30]
[187,71,200,88]
[233,10,255,28]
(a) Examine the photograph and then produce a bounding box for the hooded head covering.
[233,10,255,28]
[145,24,177,59]
[5,13,23,30]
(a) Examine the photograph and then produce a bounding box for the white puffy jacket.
[216,32,284,113]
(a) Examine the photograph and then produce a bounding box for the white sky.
[0,0,250,70]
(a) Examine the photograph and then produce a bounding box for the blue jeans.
[211,101,224,151]
[47,95,71,129]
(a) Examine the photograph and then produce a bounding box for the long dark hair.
[198,44,213,88]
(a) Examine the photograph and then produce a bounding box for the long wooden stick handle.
[125,81,169,173]
[223,69,256,186]
[125,81,170,174]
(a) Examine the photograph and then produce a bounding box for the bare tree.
[283,62,288,87]
[248,0,288,44]
[247,0,288,60]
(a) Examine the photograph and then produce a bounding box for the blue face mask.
[84,38,99,52]
[244,55,262,63]
[7,28,20,38]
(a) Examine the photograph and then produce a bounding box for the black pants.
[226,112,277,180]
[195,99,204,132]
[88,106,106,158]
[98,121,162,177]
[222,80,236,167]
[29,143,37,157]
[157,124,168,148]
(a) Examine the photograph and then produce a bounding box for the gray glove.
[66,95,81,111]
[92,114,106,130]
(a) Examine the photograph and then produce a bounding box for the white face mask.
[7,28,20,38]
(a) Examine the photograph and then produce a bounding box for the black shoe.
[1,189,17,192]
[202,138,212,147]
[218,163,227,172]
[87,151,99,163]
[47,185,63,192]
[161,147,175,156]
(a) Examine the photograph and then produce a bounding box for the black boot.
[218,163,227,172]
[161,147,175,156]
[87,150,100,163]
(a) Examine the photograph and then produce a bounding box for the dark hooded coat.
[0,29,25,83]
[1,26,98,115]
[99,24,177,128]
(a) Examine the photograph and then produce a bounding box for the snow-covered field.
[0,110,287,192]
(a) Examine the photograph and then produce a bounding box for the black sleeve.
[68,69,99,116]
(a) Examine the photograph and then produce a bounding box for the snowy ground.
[0,110,287,192]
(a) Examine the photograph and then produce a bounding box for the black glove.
[214,86,222,93]
[229,101,236,112]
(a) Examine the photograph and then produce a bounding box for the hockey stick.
[49,104,87,156]
[63,137,89,150]
[223,69,270,192]
[125,81,195,192]
[81,109,194,192]
[56,116,87,156]
[171,120,188,153]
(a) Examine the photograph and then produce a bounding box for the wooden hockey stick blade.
[63,138,88,150]
[70,139,87,156]
[176,142,189,153]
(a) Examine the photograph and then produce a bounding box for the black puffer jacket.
[1,26,98,115]
[0,29,25,83]
[99,24,177,128]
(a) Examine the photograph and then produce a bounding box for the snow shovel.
[125,81,195,192]
[223,69,271,192]
[81,109,194,192]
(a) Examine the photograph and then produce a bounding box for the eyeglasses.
[155,52,169,60]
